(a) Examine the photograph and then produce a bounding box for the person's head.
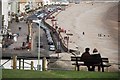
[85,48,90,52]
[93,48,98,53]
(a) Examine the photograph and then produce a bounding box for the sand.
[46,2,119,71]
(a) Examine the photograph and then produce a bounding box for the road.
[2,5,66,58]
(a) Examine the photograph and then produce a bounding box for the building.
[43,0,51,5]
[50,0,69,5]
[67,0,80,3]
[0,0,2,46]
[19,0,43,13]
[19,0,28,13]
[0,0,2,29]
[2,0,9,34]
[1,0,18,34]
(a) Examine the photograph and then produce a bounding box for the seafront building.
[1,0,43,35]
[0,0,2,47]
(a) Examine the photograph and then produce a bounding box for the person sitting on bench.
[91,48,102,71]
[81,48,95,71]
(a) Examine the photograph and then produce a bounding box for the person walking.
[19,26,21,31]
[83,32,85,35]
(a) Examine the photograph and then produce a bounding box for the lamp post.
[32,19,42,71]
[66,33,73,53]
[64,35,69,53]
[66,36,69,53]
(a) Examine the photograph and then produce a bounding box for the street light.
[32,19,42,71]
[66,33,73,53]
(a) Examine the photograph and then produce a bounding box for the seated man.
[81,48,93,71]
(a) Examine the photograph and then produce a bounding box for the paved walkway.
[8,20,28,49]
[45,9,78,51]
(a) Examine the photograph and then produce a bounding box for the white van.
[0,43,2,48]
[49,45,55,51]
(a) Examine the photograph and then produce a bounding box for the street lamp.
[64,35,69,53]
[66,33,73,53]
[32,19,42,71]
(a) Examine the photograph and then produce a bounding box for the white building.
[1,0,18,34]
[19,0,43,13]
[11,1,18,14]
[43,0,51,5]
[0,0,2,29]
[50,0,69,5]
[0,1,2,47]
[2,0,9,27]
[2,0,9,34]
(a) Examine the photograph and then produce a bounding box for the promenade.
[8,20,28,49]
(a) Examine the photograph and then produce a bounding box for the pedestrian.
[26,35,29,43]
[15,14,19,23]
[11,18,13,23]
[55,26,58,30]
[64,30,66,33]
[19,26,21,31]
[83,32,85,35]
[99,34,102,37]
[22,42,25,47]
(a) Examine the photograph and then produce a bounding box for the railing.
[43,20,68,52]
[1,59,37,70]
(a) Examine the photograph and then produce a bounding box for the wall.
[0,1,2,44]
[0,0,2,29]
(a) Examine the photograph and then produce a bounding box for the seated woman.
[90,48,102,71]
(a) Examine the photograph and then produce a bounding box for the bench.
[71,54,111,72]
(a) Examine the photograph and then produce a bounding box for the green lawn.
[2,69,119,79]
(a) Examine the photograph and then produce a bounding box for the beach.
[46,2,119,71]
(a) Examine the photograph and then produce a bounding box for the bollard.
[23,59,24,70]
[31,61,33,70]
[19,59,21,69]
[42,57,47,71]
[75,65,77,71]
[13,55,17,69]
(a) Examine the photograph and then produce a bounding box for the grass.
[2,69,119,79]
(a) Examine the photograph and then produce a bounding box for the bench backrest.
[71,54,101,62]
[71,55,109,65]
[101,58,109,63]
[71,56,81,61]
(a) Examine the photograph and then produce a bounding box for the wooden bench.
[71,55,111,72]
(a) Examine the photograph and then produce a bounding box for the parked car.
[49,45,55,51]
